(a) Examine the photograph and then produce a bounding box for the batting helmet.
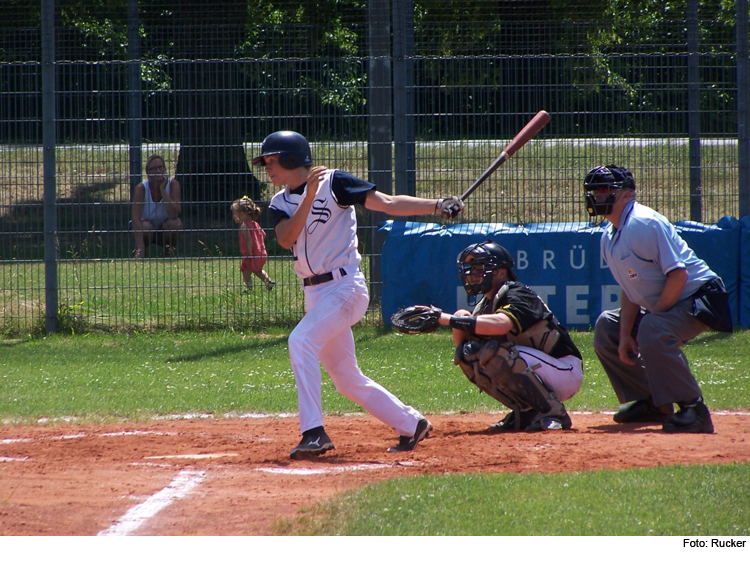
[252,131,312,169]
[457,240,518,297]
[583,164,635,216]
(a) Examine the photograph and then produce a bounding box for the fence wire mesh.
[0,0,747,333]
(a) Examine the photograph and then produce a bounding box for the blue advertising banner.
[740,216,750,329]
[380,218,742,330]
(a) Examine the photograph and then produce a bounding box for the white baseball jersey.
[269,169,372,280]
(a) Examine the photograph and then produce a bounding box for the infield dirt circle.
[1,412,749,535]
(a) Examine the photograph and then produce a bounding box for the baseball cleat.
[489,409,538,433]
[525,408,572,432]
[662,399,714,434]
[290,426,335,459]
[613,397,674,424]
[387,418,432,453]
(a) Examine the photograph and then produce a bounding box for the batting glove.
[436,196,464,219]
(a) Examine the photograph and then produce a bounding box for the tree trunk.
[142,1,262,217]
[173,60,262,216]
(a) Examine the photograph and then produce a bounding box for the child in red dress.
[231,196,275,291]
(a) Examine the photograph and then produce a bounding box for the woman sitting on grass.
[131,155,183,258]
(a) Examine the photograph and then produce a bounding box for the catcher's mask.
[583,164,635,217]
[457,240,517,297]
[252,131,312,170]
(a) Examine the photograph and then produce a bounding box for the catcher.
[392,240,583,432]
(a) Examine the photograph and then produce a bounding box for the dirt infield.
[1,412,749,536]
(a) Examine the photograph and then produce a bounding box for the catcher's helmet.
[457,240,517,296]
[252,131,312,169]
[583,164,635,216]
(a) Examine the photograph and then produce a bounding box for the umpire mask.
[583,164,635,216]
[457,240,517,297]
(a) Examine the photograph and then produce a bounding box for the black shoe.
[662,399,714,434]
[289,426,335,459]
[613,398,674,424]
[488,409,538,433]
[525,408,572,432]
[387,418,432,453]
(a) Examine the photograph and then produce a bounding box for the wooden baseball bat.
[459,110,550,202]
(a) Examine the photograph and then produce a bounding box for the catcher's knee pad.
[455,339,565,416]
[453,340,505,407]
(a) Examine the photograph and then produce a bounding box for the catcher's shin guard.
[455,339,567,425]
[455,340,523,409]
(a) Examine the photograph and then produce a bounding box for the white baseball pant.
[514,345,584,402]
[288,269,423,436]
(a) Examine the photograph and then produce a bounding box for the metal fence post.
[687,0,702,222]
[392,0,415,197]
[42,0,57,334]
[128,0,142,204]
[367,0,393,303]
[738,0,750,217]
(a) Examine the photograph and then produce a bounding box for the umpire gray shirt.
[601,200,716,312]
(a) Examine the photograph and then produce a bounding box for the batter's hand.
[436,196,464,219]
[306,166,327,201]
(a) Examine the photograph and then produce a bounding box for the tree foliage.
[0,1,742,144]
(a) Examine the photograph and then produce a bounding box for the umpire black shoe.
[613,397,674,424]
[387,418,432,453]
[662,398,714,434]
[489,409,537,433]
[290,426,335,459]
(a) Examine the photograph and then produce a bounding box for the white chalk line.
[256,463,397,476]
[97,469,206,536]
[144,453,240,460]
[0,438,33,445]
[0,430,174,445]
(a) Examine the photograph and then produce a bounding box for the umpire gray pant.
[593,297,707,407]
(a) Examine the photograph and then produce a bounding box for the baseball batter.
[253,131,464,459]
[436,240,584,432]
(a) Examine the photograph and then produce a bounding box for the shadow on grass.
[167,335,289,363]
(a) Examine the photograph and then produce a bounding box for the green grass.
[1,328,748,536]
[1,328,747,422]
[286,463,750,535]
[0,256,379,335]
[1,140,741,226]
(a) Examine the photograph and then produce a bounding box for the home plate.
[144,453,240,460]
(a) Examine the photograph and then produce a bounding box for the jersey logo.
[307,198,332,234]
[628,267,638,280]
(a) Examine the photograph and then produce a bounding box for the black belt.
[303,268,347,287]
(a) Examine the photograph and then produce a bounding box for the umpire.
[584,164,732,434]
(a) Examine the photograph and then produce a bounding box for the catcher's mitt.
[391,305,442,334]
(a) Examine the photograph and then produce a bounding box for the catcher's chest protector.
[473,283,562,356]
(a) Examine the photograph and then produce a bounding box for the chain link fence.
[1,0,748,333]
